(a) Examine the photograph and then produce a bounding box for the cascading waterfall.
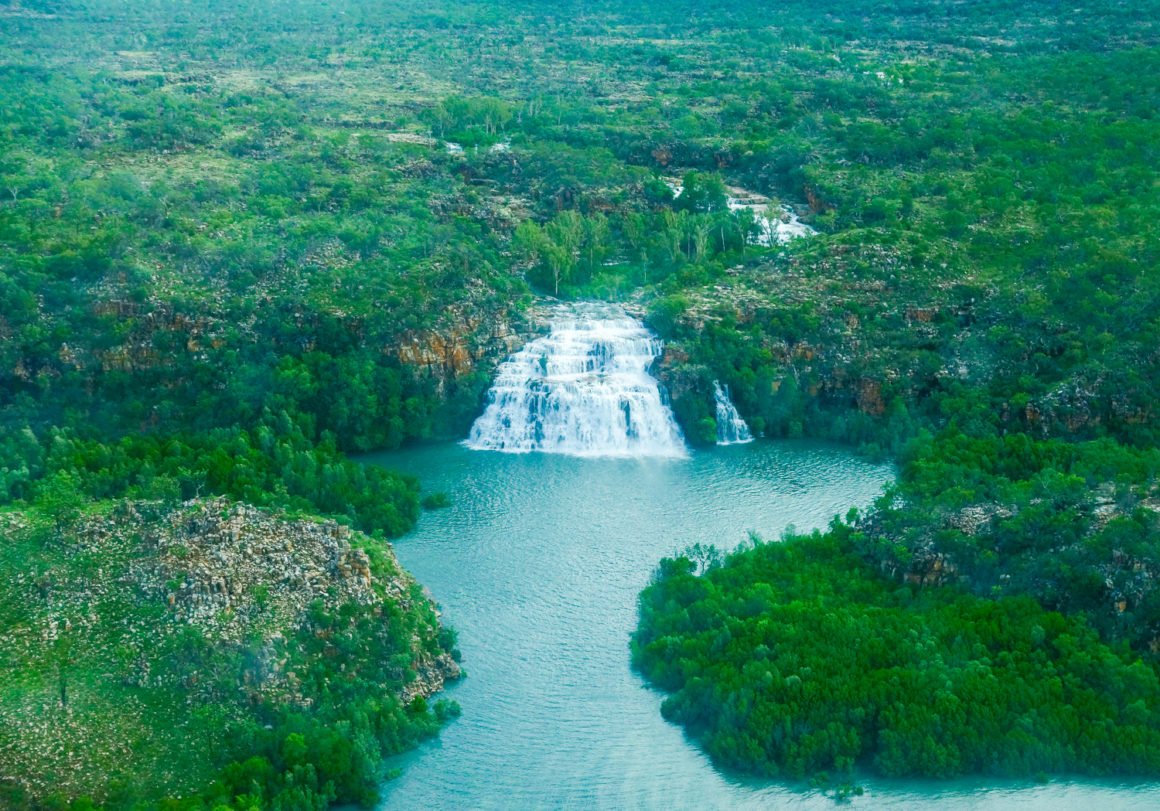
[713,380,754,445]
[466,305,687,458]
[665,177,816,246]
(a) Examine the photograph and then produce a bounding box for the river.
[365,303,1159,809]
[367,441,1159,809]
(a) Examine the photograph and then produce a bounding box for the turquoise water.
[367,441,1160,810]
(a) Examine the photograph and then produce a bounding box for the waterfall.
[466,305,687,458]
[664,176,816,246]
[713,380,754,445]
[725,196,817,247]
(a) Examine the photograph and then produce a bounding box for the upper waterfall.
[465,304,687,458]
[713,380,754,445]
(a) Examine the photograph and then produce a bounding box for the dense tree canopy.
[634,529,1160,780]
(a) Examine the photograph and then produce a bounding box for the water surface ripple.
[367,441,1160,810]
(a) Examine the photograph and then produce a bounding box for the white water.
[665,177,816,245]
[465,304,687,458]
[713,380,754,445]
[727,193,817,246]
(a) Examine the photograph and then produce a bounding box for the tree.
[693,218,712,261]
[516,211,583,295]
[581,213,611,276]
[676,171,728,213]
[544,243,574,296]
[35,471,86,535]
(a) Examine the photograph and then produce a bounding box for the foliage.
[862,432,1160,649]
[0,501,460,811]
[2,417,419,538]
[633,528,1160,780]
[3,0,1160,802]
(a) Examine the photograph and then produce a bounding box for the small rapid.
[465,304,687,458]
[664,177,817,246]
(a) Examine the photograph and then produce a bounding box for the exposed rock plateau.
[0,499,458,802]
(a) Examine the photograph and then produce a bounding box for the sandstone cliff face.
[394,305,534,395]
[6,272,533,431]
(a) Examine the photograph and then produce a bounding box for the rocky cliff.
[393,303,537,397]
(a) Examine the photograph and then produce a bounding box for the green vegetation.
[3,421,420,537]
[586,0,1160,788]
[633,529,1160,779]
[0,500,460,810]
[421,491,452,511]
[631,425,1160,782]
[648,36,1160,455]
[2,0,1160,803]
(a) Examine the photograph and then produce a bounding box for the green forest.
[2,0,1159,806]
[634,530,1160,780]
